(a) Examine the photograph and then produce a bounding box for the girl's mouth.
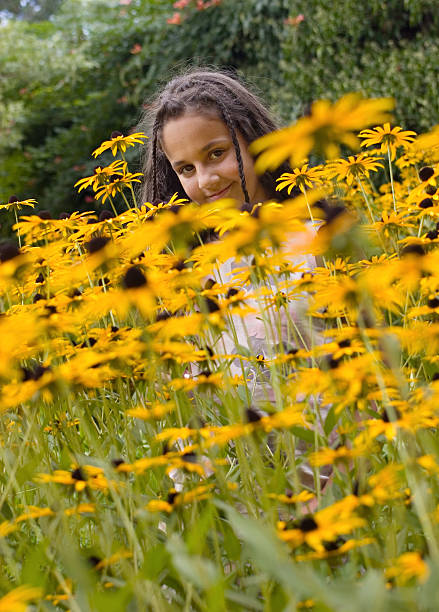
[206,184,232,201]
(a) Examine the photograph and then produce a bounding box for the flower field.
[3,94,439,610]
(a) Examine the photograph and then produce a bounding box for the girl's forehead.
[161,112,231,161]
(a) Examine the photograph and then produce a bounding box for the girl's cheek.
[181,178,198,200]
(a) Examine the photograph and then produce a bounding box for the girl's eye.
[179,165,194,176]
[209,149,224,160]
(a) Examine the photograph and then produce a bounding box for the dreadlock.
[137,67,293,205]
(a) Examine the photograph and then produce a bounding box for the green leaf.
[324,405,338,436]
[21,539,50,588]
[291,426,315,443]
[141,543,170,581]
[166,534,220,591]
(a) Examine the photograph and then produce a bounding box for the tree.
[0,0,63,22]
[0,0,289,216]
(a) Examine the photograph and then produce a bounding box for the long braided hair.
[138,68,293,205]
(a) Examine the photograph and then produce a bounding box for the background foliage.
[1,0,439,217]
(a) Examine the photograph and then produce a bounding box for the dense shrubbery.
[280,0,439,128]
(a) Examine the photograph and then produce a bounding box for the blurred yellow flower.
[385,552,429,585]
[251,93,393,171]
[0,585,43,612]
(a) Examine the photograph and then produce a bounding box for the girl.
[138,68,330,489]
[138,68,295,206]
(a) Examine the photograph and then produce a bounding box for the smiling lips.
[206,184,232,201]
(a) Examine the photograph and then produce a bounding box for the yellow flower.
[309,445,365,467]
[94,171,143,204]
[147,484,215,513]
[0,521,18,538]
[0,196,37,211]
[0,585,43,612]
[95,549,132,570]
[36,465,117,493]
[276,163,323,194]
[367,210,414,233]
[385,552,429,585]
[14,506,54,523]
[92,131,147,157]
[147,499,174,513]
[413,125,439,152]
[74,160,127,192]
[251,93,393,171]
[64,503,96,516]
[359,123,416,160]
[278,495,366,552]
[325,153,384,185]
[268,490,315,504]
[127,401,175,420]
[296,537,375,561]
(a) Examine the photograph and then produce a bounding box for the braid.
[151,120,160,202]
[214,96,250,203]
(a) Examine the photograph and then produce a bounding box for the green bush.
[279,0,439,129]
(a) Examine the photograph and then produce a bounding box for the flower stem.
[107,194,118,217]
[303,188,315,224]
[358,177,375,224]
[387,144,397,213]
[121,189,132,212]
[14,208,21,248]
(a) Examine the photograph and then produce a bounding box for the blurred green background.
[1,0,439,218]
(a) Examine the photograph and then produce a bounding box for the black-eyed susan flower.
[74,160,127,192]
[35,465,118,493]
[278,495,366,552]
[0,195,37,211]
[276,163,323,194]
[326,153,384,186]
[94,171,143,205]
[92,131,147,158]
[146,483,215,513]
[359,123,417,160]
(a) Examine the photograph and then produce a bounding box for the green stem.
[387,144,397,213]
[14,207,21,248]
[120,189,132,212]
[107,194,118,217]
[357,177,375,224]
[303,188,315,225]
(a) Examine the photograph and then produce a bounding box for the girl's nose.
[197,166,220,191]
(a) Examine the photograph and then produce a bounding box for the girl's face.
[161,111,268,204]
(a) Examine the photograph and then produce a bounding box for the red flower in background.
[167,12,182,24]
[284,14,305,26]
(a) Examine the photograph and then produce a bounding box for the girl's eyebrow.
[172,138,229,167]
